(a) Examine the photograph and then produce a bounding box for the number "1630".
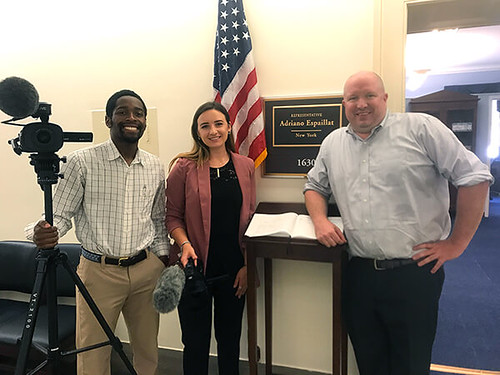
[297,158,315,167]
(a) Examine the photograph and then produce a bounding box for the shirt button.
[363,199,367,202]
[365,219,369,223]
[362,160,366,163]
[362,178,366,182]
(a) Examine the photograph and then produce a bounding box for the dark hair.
[105,89,147,118]
[169,101,235,170]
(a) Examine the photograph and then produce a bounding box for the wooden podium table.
[244,202,348,375]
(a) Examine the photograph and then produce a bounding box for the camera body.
[18,122,64,153]
[6,102,93,155]
[184,258,207,297]
[184,258,196,281]
[17,102,64,153]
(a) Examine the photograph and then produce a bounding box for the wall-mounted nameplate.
[263,96,346,176]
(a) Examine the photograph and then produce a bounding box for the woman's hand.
[233,265,247,298]
[180,243,197,267]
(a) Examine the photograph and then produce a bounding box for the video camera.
[8,102,93,155]
[0,76,93,155]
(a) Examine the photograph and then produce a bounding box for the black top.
[206,158,244,280]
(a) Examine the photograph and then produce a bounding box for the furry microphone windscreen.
[153,264,186,314]
[0,77,39,119]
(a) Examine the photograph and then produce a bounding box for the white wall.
[0,0,409,373]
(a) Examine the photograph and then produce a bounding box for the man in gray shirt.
[304,71,492,375]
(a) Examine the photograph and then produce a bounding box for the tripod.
[15,152,137,375]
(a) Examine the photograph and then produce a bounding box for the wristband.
[179,240,191,250]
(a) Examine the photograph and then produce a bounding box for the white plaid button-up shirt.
[26,139,169,258]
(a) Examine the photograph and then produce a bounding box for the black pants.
[178,276,245,375]
[344,257,445,375]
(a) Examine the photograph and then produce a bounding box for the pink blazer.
[166,152,256,269]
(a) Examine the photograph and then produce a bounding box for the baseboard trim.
[431,363,500,375]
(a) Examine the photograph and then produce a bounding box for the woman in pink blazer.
[166,101,256,375]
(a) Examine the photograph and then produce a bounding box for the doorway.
[404,2,500,373]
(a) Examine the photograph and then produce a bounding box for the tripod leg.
[60,254,138,375]
[45,256,61,374]
[15,256,50,375]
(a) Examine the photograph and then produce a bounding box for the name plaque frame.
[263,95,346,177]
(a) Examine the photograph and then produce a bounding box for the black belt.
[353,257,417,271]
[82,247,148,267]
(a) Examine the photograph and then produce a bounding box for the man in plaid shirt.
[26,89,169,375]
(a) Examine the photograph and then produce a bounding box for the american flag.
[213,0,267,167]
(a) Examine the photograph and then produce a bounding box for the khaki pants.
[75,251,165,375]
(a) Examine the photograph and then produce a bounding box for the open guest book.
[244,212,343,240]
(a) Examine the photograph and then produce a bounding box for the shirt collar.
[345,110,389,141]
[104,139,143,165]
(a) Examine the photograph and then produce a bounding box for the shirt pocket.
[139,184,155,214]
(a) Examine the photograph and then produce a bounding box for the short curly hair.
[105,89,147,118]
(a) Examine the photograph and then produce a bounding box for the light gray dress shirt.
[304,111,493,259]
[26,139,169,258]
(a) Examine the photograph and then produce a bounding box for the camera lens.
[36,129,52,144]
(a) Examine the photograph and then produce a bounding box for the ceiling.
[405,25,500,94]
[406,24,500,75]
[406,0,500,34]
